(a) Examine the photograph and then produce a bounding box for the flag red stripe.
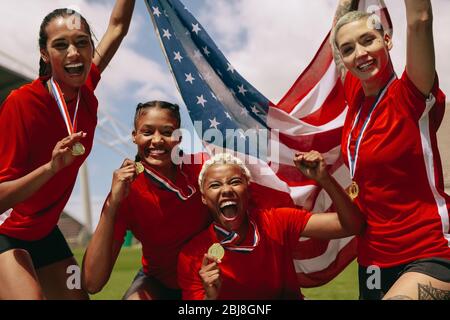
[279,127,343,154]
[299,80,347,126]
[276,32,333,113]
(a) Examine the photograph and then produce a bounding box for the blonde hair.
[332,11,385,53]
[198,153,251,190]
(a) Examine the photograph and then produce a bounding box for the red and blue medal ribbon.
[213,220,260,253]
[347,74,396,180]
[49,78,80,135]
[142,162,196,201]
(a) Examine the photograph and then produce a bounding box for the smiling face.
[201,164,249,233]
[40,15,93,95]
[133,106,180,174]
[336,17,393,83]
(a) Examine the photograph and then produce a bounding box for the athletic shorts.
[358,257,450,300]
[122,268,182,300]
[0,227,73,269]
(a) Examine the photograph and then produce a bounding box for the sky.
[1,0,450,229]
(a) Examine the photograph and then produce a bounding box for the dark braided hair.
[39,8,95,77]
[134,101,182,163]
[134,101,181,129]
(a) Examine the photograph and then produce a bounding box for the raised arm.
[404,0,435,95]
[81,159,136,294]
[332,0,360,82]
[294,151,365,239]
[93,0,136,74]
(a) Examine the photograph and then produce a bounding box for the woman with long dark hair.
[0,1,135,299]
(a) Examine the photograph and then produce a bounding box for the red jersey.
[177,207,312,300]
[342,70,450,267]
[112,153,296,290]
[113,159,211,289]
[0,64,101,240]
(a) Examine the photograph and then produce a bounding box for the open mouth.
[64,63,84,75]
[357,60,375,72]
[220,201,238,221]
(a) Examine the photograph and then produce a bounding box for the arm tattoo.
[418,282,450,300]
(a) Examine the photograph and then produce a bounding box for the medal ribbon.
[213,220,260,253]
[347,74,396,179]
[142,163,196,201]
[49,78,80,135]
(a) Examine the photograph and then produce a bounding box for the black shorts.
[122,268,182,300]
[358,257,450,300]
[0,227,73,269]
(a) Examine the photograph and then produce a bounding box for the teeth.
[150,149,165,154]
[358,61,374,70]
[66,63,83,68]
[220,201,237,208]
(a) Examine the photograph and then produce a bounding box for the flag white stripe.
[312,164,352,212]
[293,236,354,274]
[0,209,12,226]
[289,62,340,119]
[268,106,347,135]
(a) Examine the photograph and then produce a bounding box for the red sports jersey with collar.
[0,64,101,240]
[112,155,297,290]
[177,207,312,300]
[112,159,211,289]
[342,70,450,268]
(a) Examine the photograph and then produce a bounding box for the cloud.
[196,0,450,101]
[3,0,448,115]
[2,0,449,210]
[0,0,176,112]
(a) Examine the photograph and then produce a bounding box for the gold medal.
[71,142,85,156]
[135,162,144,175]
[207,243,225,260]
[348,181,359,201]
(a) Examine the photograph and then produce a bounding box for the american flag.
[145,0,392,288]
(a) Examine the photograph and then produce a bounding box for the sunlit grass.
[73,247,359,300]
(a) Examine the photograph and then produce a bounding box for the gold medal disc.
[135,162,145,175]
[71,142,85,156]
[207,243,225,260]
[348,181,359,201]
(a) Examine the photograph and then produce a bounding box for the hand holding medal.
[109,159,139,205]
[199,248,223,300]
[49,131,87,173]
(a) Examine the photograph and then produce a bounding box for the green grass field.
[73,247,359,300]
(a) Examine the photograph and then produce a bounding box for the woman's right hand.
[294,151,330,185]
[199,254,222,300]
[49,131,86,174]
[109,158,137,205]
